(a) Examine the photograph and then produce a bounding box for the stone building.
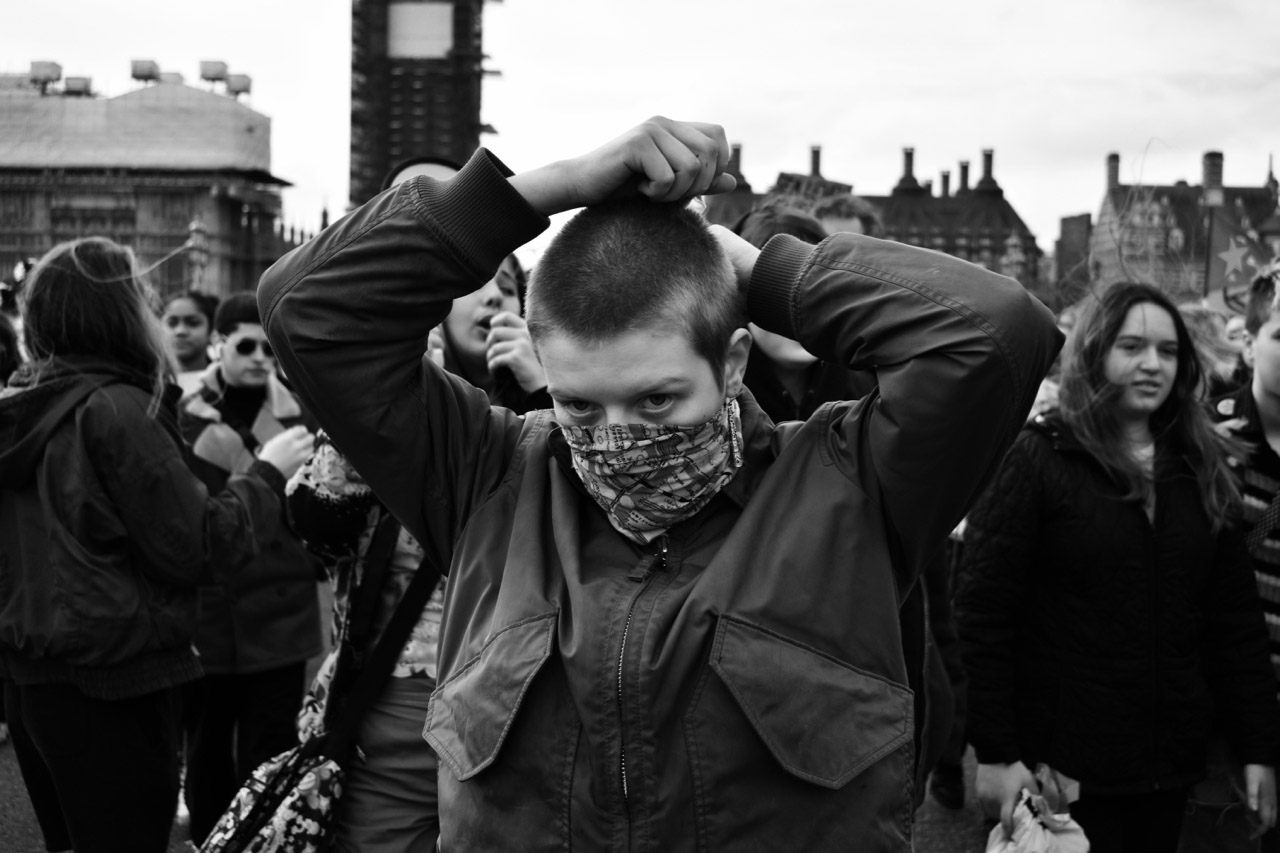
[0,62,299,298]
[350,0,490,206]
[707,143,1042,294]
[1087,151,1278,304]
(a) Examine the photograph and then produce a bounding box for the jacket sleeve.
[1204,524,1280,766]
[953,429,1045,765]
[747,235,1063,581]
[87,391,284,588]
[258,150,549,567]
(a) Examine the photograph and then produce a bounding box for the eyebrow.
[548,377,693,400]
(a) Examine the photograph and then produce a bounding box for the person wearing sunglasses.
[177,291,323,846]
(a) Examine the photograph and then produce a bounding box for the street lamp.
[187,217,209,290]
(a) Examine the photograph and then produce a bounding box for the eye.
[641,394,673,409]
[560,400,594,416]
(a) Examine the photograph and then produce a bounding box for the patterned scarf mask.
[561,398,744,545]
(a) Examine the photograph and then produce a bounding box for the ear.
[1243,331,1256,369]
[209,332,225,363]
[722,327,753,398]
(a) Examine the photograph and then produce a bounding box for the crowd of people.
[0,116,1277,853]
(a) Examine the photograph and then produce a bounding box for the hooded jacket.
[259,150,1062,852]
[0,359,285,699]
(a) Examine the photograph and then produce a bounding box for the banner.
[1207,208,1272,311]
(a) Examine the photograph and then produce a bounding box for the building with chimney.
[707,144,1042,292]
[1088,151,1279,304]
[0,61,300,298]
[350,0,492,207]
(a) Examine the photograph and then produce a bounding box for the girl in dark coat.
[958,282,1280,852]
[0,237,313,853]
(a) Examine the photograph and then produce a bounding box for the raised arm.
[260,118,736,555]
[716,225,1062,577]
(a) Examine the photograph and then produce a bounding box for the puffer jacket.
[259,149,1061,852]
[179,366,322,673]
[0,359,285,699]
[957,413,1280,793]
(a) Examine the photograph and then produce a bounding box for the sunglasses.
[232,338,274,358]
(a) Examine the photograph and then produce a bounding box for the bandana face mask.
[560,398,744,545]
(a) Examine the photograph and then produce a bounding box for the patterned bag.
[199,513,442,853]
[198,739,343,853]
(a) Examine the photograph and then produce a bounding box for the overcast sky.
[6,0,1280,263]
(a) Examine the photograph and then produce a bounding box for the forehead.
[224,322,266,340]
[538,325,713,396]
[1116,302,1176,339]
[164,298,203,316]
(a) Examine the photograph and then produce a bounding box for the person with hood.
[0,237,313,853]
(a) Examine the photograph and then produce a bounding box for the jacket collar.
[184,363,302,423]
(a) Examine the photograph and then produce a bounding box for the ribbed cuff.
[747,234,815,339]
[408,149,550,276]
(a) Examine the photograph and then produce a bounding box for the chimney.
[903,147,915,180]
[923,179,933,196]
[974,149,1002,195]
[1106,153,1120,190]
[729,143,742,177]
[959,160,971,194]
[810,145,822,177]
[941,170,951,198]
[1203,151,1224,190]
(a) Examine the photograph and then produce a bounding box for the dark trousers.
[926,537,968,766]
[1072,787,1190,853]
[183,662,306,844]
[4,681,180,853]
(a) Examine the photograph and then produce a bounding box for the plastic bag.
[985,788,1090,853]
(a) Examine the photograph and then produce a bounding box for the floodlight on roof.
[226,74,251,97]
[29,61,62,84]
[200,61,229,83]
[63,77,92,96]
[131,60,160,82]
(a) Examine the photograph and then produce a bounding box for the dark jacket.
[179,366,322,674]
[957,414,1280,793]
[743,348,875,423]
[0,359,285,699]
[259,149,1061,852]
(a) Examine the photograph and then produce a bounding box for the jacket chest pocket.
[683,616,915,851]
[425,611,579,850]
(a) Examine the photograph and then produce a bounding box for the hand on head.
[512,117,736,216]
[708,224,761,291]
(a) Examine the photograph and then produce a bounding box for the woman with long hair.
[0,237,313,852]
[958,282,1280,852]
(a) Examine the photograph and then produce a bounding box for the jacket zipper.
[617,535,668,807]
